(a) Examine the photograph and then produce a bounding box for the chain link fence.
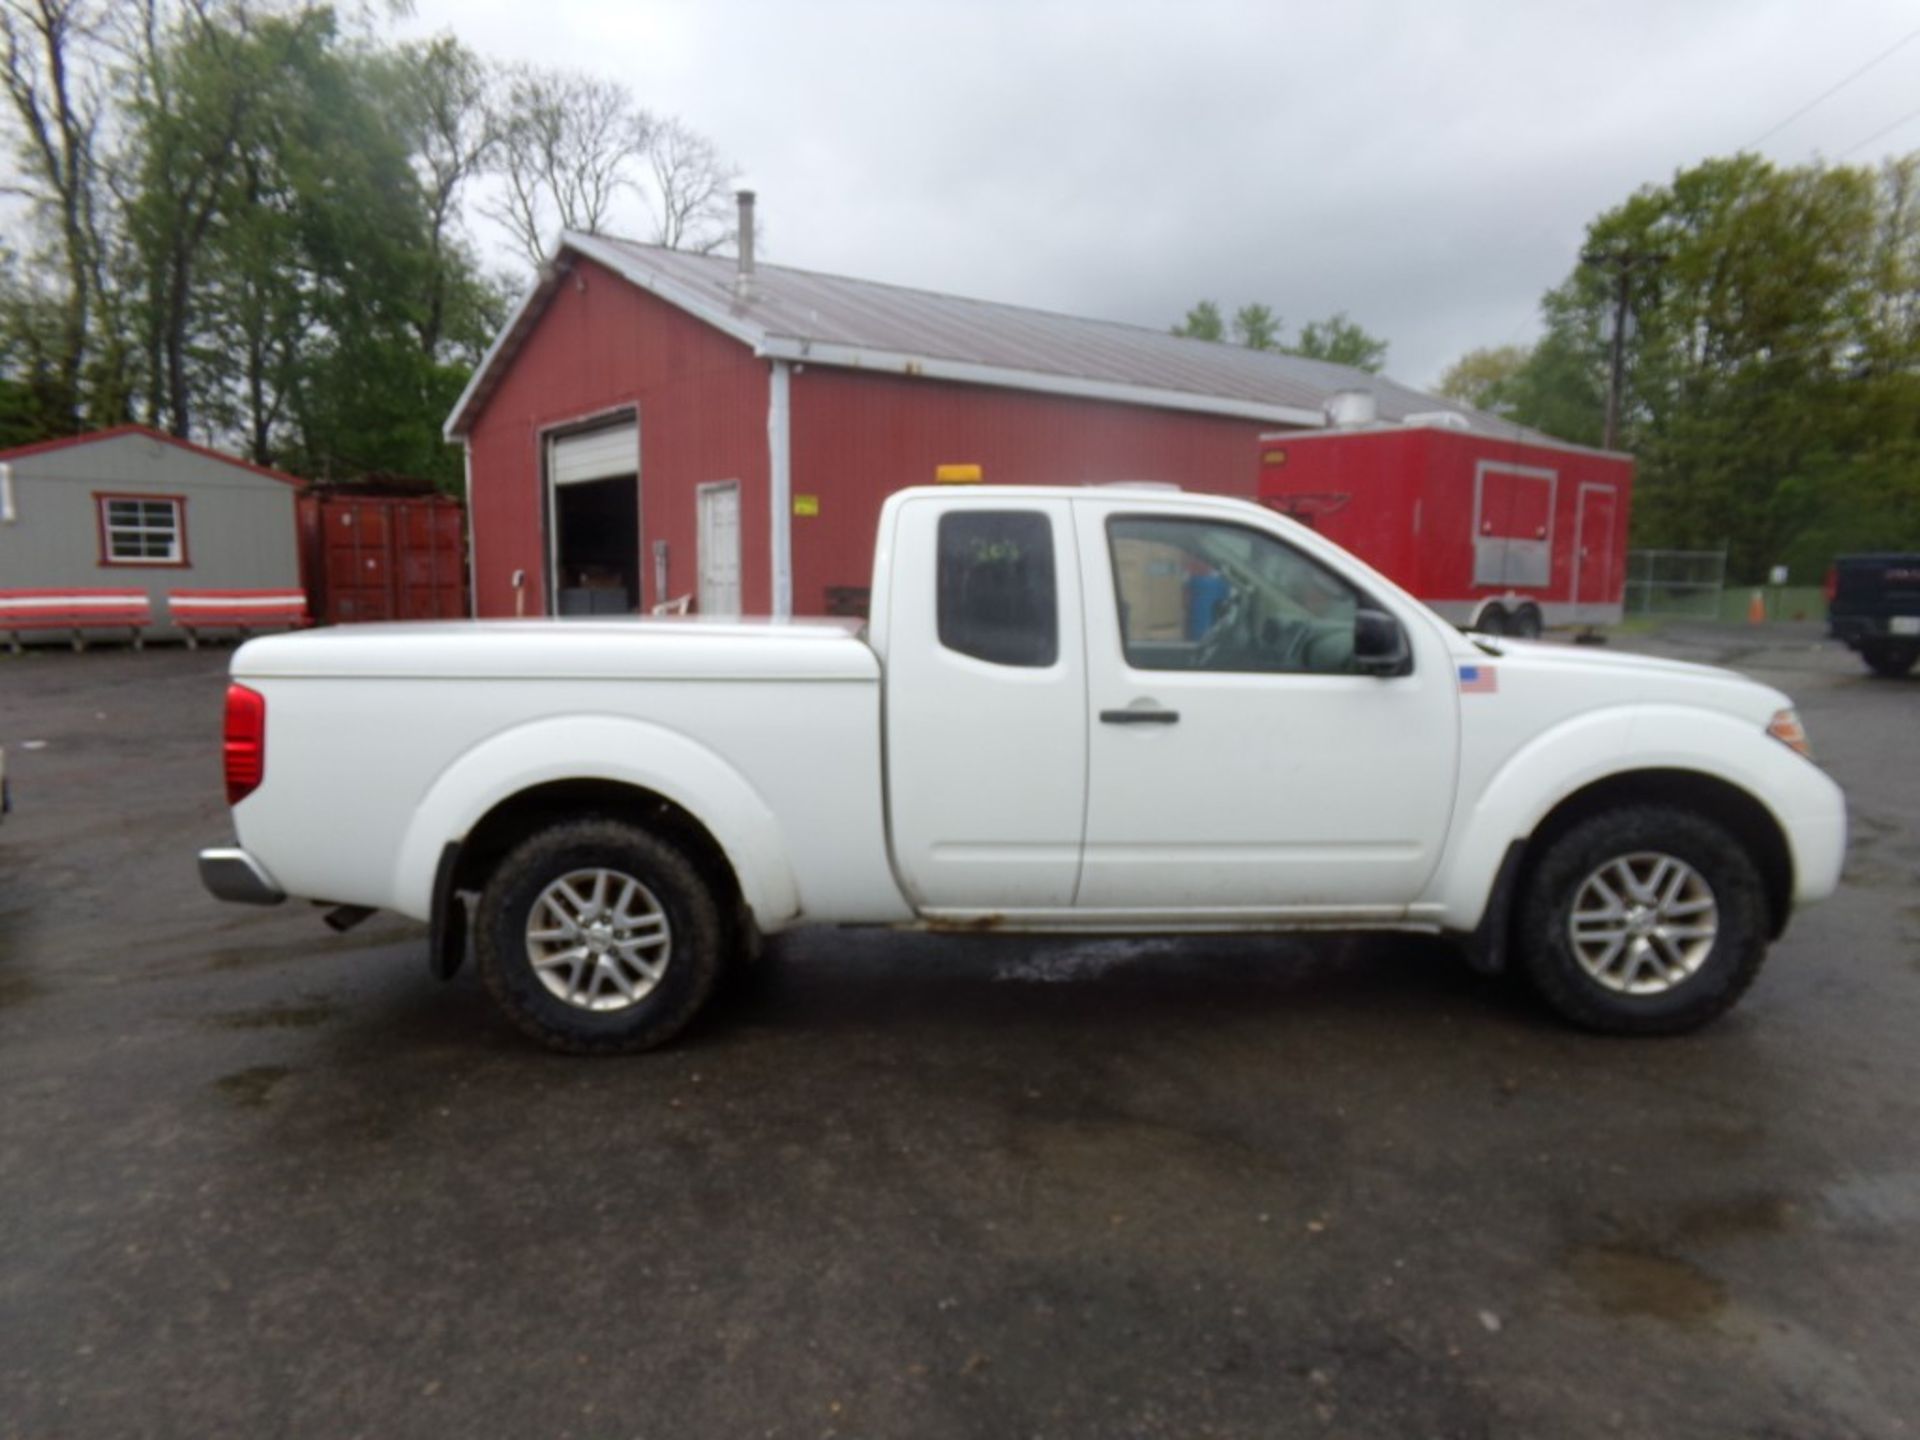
[1624,549,1727,619]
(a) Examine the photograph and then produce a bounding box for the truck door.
[1073,499,1459,916]
[882,497,1087,912]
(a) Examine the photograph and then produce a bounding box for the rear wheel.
[1511,604,1544,639]
[1516,805,1769,1034]
[475,818,725,1054]
[1472,604,1508,637]
[1862,640,1918,678]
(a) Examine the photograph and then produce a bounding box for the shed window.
[98,495,186,565]
[937,510,1058,667]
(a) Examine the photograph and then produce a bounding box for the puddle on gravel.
[1672,1193,1797,1244]
[0,969,47,1008]
[994,938,1187,984]
[1564,1244,1727,1324]
[207,999,337,1030]
[213,1065,292,1108]
[199,926,407,973]
[1822,1170,1920,1229]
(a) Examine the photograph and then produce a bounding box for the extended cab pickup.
[200,486,1847,1053]
[1827,553,1920,678]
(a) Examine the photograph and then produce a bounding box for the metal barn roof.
[445,232,1566,448]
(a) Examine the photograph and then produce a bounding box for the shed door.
[697,482,741,615]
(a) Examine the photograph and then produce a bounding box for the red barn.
[446,210,1591,620]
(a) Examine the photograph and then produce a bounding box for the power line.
[1744,22,1920,151]
[1842,100,1920,157]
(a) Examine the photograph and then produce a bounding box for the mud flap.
[428,842,468,981]
[1458,840,1527,977]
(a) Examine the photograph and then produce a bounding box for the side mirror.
[1353,608,1411,676]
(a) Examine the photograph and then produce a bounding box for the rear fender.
[393,715,801,927]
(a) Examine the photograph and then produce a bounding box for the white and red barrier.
[0,588,153,652]
[167,589,310,647]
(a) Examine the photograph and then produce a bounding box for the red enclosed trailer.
[297,482,468,625]
[1257,418,1633,635]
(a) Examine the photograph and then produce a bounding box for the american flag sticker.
[1458,664,1499,694]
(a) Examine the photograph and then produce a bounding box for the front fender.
[1424,704,1838,931]
[391,714,802,927]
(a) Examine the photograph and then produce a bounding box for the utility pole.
[1580,248,1662,452]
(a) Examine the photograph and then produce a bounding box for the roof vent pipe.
[734,186,756,298]
[1325,389,1378,428]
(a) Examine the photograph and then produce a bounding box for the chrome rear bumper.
[199,847,286,906]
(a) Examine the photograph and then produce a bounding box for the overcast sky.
[403,0,1920,390]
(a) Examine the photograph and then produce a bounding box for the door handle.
[1100,707,1180,725]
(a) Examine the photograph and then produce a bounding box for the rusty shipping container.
[297,484,468,624]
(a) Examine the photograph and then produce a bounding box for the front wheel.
[475,819,725,1054]
[1515,805,1770,1034]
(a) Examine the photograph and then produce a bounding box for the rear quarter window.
[937,510,1059,667]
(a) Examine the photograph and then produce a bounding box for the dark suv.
[1828,554,1920,677]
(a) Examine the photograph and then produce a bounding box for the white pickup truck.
[200,484,1846,1053]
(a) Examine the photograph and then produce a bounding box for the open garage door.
[547,419,639,616]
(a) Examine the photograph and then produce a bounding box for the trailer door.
[1575,484,1619,605]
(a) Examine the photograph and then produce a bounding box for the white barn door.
[697,481,742,615]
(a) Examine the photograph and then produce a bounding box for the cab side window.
[1108,516,1362,674]
[938,510,1058,667]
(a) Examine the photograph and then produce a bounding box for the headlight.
[1767,708,1813,761]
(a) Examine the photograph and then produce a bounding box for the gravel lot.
[1,626,1916,1439]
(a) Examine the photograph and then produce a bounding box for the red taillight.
[224,683,265,805]
[1823,566,1838,603]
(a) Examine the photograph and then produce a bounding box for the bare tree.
[0,0,109,425]
[391,35,495,356]
[646,114,736,254]
[485,65,651,269]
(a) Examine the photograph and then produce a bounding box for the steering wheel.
[1258,614,1311,669]
[1195,589,1244,666]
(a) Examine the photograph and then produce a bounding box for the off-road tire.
[475,818,724,1055]
[1516,804,1770,1035]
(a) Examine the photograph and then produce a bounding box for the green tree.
[1172,299,1224,341]
[1288,311,1388,372]
[1501,152,1914,579]
[1436,343,1530,410]
[1232,302,1280,351]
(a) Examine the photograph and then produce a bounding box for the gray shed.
[0,426,303,643]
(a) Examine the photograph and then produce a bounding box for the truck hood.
[1468,637,1792,725]
[231,617,880,682]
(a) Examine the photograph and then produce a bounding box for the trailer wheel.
[1511,604,1543,639]
[1471,604,1508,637]
[474,818,726,1055]
[1861,641,1918,678]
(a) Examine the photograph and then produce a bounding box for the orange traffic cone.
[1747,589,1766,624]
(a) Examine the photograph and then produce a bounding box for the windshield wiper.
[1470,635,1504,658]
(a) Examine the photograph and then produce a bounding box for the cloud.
[406,0,1920,387]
